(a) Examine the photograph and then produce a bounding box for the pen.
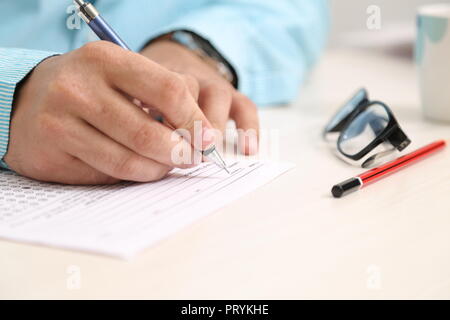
[332,140,447,198]
[74,0,230,174]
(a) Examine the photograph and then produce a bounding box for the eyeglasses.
[323,88,411,168]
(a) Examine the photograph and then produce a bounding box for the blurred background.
[330,0,450,49]
[298,0,450,120]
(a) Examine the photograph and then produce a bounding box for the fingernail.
[202,127,216,150]
[240,134,259,155]
[247,139,259,155]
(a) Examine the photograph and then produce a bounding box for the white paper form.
[0,160,294,259]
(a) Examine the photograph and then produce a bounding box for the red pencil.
[332,140,447,198]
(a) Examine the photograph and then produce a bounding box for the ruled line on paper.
[0,160,295,258]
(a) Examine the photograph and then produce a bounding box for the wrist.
[13,55,60,115]
[144,30,238,88]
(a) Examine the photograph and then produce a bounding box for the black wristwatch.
[149,30,238,89]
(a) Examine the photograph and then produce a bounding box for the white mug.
[416,4,450,123]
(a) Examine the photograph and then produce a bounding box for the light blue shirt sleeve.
[0,49,58,169]
[159,0,329,106]
[0,0,329,170]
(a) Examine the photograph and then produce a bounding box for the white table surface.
[1,48,449,299]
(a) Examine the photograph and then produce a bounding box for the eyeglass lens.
[325,89,367,132]
[339,103,390,156]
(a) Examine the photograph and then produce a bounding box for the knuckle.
[82,100,109,118]
[180,109,199,131]
[208,82,232,97]
[247,100,258,113]
[182,74,199,91]
[114,154,140,179]
[45,72,87,109]
[78,41,117,63]
[130,124,158,154]
[29,155,54,177]
[182,74,197,85]
[150,166,171,181]
[236,93,257,111]
[161,75,188,107]
[46,74,70,101]
[78,42,102,61]
[36,114,65,139]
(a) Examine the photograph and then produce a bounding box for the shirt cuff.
[146,16,305,107]
[0,48,58,170]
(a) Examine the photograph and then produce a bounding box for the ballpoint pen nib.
[223,165,231,174]
[203,146,230,174]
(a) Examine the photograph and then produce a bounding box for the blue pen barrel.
[88,15,130,50]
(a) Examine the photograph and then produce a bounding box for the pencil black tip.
[331,178,362,199]
[332,185,344,198]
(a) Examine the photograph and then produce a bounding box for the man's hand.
[141,39,259,155]
[5,41,215,184]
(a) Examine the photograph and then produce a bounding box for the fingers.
[17,150,118,185]
[78,89,199,169]
[104,49,214,150]
[62,119,172,182]
[199,82,232,134]
[51,156,120,185]
[230,93,260,155]
[180,74,200,101]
